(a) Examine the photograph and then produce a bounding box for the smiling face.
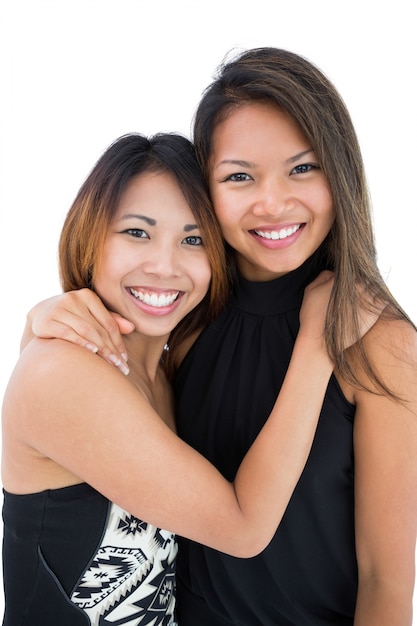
[209,102,335,281]
[93,171,212,340]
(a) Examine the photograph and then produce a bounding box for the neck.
[124,331,169,382]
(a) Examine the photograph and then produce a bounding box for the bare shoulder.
[1,336,163,498]
[362,315,417,396]
[1,338,106,492]
[337,315,417,405]
[350,314,417,428]
[364,314,417,356]
[8,336,115,397]
[2,336,138,446]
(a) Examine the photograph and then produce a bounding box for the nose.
[252,177,294,217]
[141,241,182,278]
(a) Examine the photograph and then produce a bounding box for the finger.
[29,289,132,373]
[109,313,135,359]
[41,309,130,375]
[58,291,132,368]
[66,313,131,374]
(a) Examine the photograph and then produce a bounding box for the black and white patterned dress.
[2,483,177,625]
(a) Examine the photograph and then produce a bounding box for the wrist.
[293,334,333,369]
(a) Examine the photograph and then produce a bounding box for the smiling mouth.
[129,288,180,308]
[252,224,303,240]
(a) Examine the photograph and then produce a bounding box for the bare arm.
[352,319,417,625]
[6,325,333,557]
[4,274,336,558]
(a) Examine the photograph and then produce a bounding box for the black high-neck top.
[174,255,357,625]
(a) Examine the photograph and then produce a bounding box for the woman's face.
[93,171,212,339]
[209,102,335,281]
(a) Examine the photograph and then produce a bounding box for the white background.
[1,0,416,619]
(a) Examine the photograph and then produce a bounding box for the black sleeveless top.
[2,483,178,625]
[173,255,358,625]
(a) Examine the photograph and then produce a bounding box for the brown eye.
[227,173,251,182]
[123,228,148,239]
[183,236,203,246]
[291,163,319,175]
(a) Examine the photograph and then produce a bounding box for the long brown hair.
[193,47,415,396]
[59,133,228,374]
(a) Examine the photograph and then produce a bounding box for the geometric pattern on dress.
[71,503,178,625]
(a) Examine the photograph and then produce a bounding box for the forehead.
[115,171,194,221]
[211,102,309,160]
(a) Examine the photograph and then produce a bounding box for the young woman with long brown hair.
[20,48,417,624]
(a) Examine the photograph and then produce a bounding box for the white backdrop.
[1,0,416,619]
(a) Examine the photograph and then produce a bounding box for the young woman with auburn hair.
[2,132,358,625]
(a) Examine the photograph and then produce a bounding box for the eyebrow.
[215,149,315,170]
[122,213,156,226]
[214,159,255,170]
[121,213,198,232]
[286,149,314,164]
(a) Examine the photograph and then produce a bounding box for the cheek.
[211,189,235,226]
[323,198,336,231]
[93,243,122,295]
[213,203,238,241]
[312,186,335,227]
[194,258,212,295]
[92,261,113,301]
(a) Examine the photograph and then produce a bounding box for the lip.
[249,223,305,249]
[127,287,184,316]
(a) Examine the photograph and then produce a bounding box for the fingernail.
[118,360,130,375]
[109,354,130,376]
[121,352,128,363]
[109,354,122,367]
[86,343,99,354]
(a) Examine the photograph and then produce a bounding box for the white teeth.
[130,288,179,307]
[254,225,301,240]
